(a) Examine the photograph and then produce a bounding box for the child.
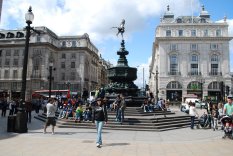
[220,115,233,139]
[75,104,83,122]
[212,104,219,131]
[83,104,92,121]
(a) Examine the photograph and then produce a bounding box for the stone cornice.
[156,36,233,41]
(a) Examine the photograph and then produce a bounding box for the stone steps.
[34,107,198,131]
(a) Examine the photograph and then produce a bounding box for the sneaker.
[52,132,55,135]
[43,131,46,134]
[96,143,100,148]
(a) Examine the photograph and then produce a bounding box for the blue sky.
[1,0,233,88]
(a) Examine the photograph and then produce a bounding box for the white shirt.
[46,102,56,117]
[189,106,198,117]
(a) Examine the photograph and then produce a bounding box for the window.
[216,29,221,37]
[210,44,218,50]
[204,29,208,37]
[61,62,65,68]
[0,50,2,57]
[190,64,198,75]
[13,59,18,66]
[211,54,218,62]
[36,35,41,42]
[6,50,11,56]
[14,50,19,56]
[210,55,219,75]
[71,53,76,59]
[61,73,65,80]
[71,62,75,68]
[170,44,177,51]
[4,70,9,78]
[70,72,76,80]
[177,18,182,23]
[62,41,66,47]
[61,53,66,59]
[200,18,206,23]
[72,41,76,47]
[166,30,171,37]
[178,30,183,36]
[13,70,18,78]
[170,55,178,75]
[5,59,10,66]
[16,32,24,38]
[190,54,198,75]
[191,30,196,36]
[191,54,198,62]
[211,64,218,75]
[191,44,198,51]
[7,32,14,38]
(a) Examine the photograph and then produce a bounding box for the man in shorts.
[44,98,56,134]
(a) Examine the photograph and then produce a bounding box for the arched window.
[169,54,178,75]
[166,81,182,89]
[211,54,218,62]
[208,81,220,90]
[187,81,201,90]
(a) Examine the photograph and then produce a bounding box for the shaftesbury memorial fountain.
[106,19,143,106]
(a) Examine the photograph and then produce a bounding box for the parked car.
[195,100,207,109]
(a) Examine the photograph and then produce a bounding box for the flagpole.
[191,0,193,23]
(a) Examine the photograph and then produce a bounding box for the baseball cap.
[227,95,233,99]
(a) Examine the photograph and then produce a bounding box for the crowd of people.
[0,97,33,123]
[187,95,233,139]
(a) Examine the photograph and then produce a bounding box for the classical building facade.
[149,6,233,103]
[0,26,110,99]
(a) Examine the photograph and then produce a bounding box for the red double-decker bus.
[32,90,69,98]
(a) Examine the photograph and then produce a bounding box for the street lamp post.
[20,6,34,105]
[143,67,144,91]
[200,79,205,101]
[48,62,53,98]
[15,6,35,133]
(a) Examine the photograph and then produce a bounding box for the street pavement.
[0,108,232,156]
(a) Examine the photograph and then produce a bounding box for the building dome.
[199,5,210,19]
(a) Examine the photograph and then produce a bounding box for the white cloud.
[0,0,201,43]
[0,0,206,87]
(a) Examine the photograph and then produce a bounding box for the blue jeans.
[117,108,125,123]
[75,112,82,121]
[95,121,104,144]
[191,116,195,129]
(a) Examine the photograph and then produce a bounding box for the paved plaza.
[0,109,232,156]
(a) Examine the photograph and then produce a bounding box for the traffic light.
[226,86,230,96]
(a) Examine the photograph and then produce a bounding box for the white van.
[183,98,206,108]
[185,98,200,103]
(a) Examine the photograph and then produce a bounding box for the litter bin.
[15,111,27,133]
[7,115,16,132]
